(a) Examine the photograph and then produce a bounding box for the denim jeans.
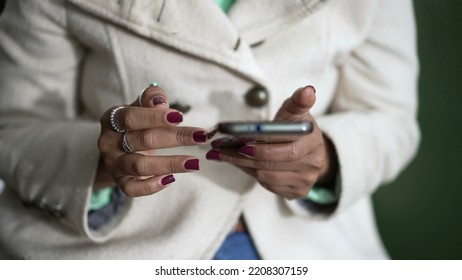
[213,231,261,260]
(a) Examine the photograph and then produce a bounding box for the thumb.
[274,85,316,121]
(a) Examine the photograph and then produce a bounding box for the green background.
[373,0,462,259]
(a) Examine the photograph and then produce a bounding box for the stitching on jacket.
[66,0,267,86]
[157,0,167,22]
[106,25,130,104]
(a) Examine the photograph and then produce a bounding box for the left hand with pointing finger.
[206,86,338,200]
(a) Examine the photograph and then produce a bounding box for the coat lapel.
[67,0,268,84]
[229,0,331,45]
[67,0,330,85]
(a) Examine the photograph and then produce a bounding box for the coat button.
[245,86,269,108]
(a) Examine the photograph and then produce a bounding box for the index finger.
[237,138,311,162]
[101,106,183,131]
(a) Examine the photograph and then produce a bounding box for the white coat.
[0,0,419,259]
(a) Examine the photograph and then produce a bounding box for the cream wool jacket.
[0,0,419,259]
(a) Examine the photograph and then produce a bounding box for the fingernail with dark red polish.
[184,159,200,170]
[304,85,316,94]
[166,112,183,124]
[153,96,166,106]
[193,131,207,143]
[239,145,256,158]
[161,174,175,186]
[206,150,221,161]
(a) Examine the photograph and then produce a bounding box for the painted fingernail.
[193,130,207,143]
[304,85,316,94]
[184,159,200,170]
[239,145,256,158]
[150,81,159,87]
[153,96,166,106]
[206,150,221,160]
[166,112,183,124]
[161,174,175,186]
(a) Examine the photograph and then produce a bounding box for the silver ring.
[122,132,134,154]
[138,81,159,107]
[110,106,126,133]
[138,87,148,107]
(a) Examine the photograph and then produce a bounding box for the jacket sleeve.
[286,0,420,217]
[0,0,123,241]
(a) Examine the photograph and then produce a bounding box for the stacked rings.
[110,106,126,133]
[122,132,134,154]
[113,82,158,154]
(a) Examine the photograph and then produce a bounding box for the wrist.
[316,133,338,186]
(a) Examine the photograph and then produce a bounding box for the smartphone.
[210,121,313,147]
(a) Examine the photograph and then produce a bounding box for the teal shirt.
[89,187,113,211]
[214,0,236,13]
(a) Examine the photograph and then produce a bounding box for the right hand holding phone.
[207,86,337,200]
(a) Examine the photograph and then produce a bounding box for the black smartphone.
[210,121,313,147]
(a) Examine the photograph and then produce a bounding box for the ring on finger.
[122,132,134,154]
[110,106,126,133]
[138,81,159,107]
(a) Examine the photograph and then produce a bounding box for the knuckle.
[275,143,300,162]
[122,189,134,197]
[120,109,135,129]
[119,184,135,197]
[285,144,300,161]
[97,135,114,154]
[141,181,161,196]
[308,172,319,185]
[255,160,276,169]
[167,160,178,173]
[174,129,190,145]
[149,110,162,126]
[97,137,107,153]
[99,108,113,126]
[254,169,270,182]
[140,184,152,196]
[310,143,325,167]
[301,172,318,187]
[138,130,156,148]
[258,145,273,160]
[314,155,326,171]
[99,114,107,127]
[293,187,308,199]
[131,158,147,175]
